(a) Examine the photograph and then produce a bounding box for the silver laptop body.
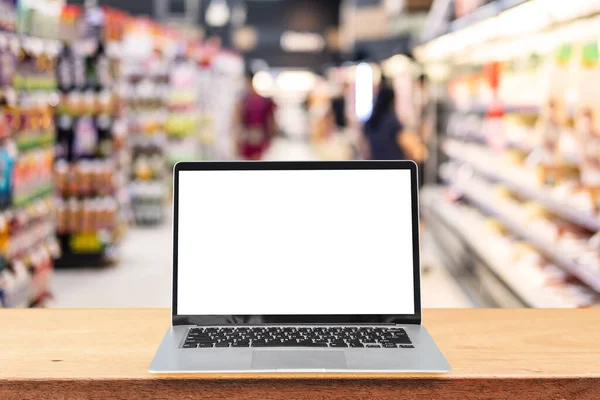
[150,161,450,373]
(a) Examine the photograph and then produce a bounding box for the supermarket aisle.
[51,139,471,308]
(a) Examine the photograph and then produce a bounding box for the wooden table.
[0,309,599,399]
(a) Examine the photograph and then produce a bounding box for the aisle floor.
[52,139,471,309]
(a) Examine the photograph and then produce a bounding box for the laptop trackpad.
[252,350,347,370]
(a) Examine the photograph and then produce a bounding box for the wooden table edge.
[2,373,600,381]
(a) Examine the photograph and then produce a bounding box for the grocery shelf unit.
[53,7,128,268]
[195,49,244,161]
[0,1,63,307]
[418,0,600,307]
[165,50,201,167]
[121,20,171,226]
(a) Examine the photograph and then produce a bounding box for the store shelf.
[444,140,600,232]
[423,188,544,308]
[446,133,533,153]
[422,187,599,308]
[452,104,540,116]
[447,182,600,293]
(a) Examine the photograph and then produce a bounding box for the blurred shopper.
[363,80,426,163]
[235,71,277,160]
[331,82,348,130]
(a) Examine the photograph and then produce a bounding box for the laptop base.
[149,325,450,373]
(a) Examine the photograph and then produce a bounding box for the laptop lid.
[172,161,421,326]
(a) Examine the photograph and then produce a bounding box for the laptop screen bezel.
[172,161,422,326]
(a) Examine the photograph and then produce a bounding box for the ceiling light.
[253,71,275,96]
[206,0,230,27]
[276,71,317,93]
[280,31,325,53]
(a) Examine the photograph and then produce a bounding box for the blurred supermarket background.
[0,0,599,309]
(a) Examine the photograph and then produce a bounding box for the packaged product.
[573,41,600,210]
[531,44,575,181]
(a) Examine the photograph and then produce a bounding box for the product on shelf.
[204,50,244,160]
[0,0,16,33]
[56,197,117,235]
[444,139,600,222]
[55,159,116,197]
[574,40,600,211]
[165,53,200,165]
[129,181,166,225]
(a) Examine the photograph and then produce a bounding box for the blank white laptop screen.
[177,169,415,316]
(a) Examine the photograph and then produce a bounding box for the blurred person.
[363,79,426,164]
[330,82,348,131]
[365,78,432,274]
[312,81,355,160]
[234,71,277,160]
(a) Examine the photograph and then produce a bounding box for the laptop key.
[183,343,197,348]
[349,342,364,348]
[280,340,301,346]
[215,342,230,347]
[382,343,397,348]
[385,339,412,345]
[330,342,348,348]
[366,344,381,348]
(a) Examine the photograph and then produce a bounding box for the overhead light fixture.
[280,31,325,53]
[276,71,317,93]
[233,26,258,51]
[253,71,275,96]
[206,0,230,27]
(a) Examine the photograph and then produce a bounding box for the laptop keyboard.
[182,326,413,348]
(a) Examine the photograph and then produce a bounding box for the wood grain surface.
[0,308,599,399]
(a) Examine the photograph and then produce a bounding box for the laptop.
[149,161,450,373]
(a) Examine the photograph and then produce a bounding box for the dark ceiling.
[69,0,342,70]
[240,0,341,70]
